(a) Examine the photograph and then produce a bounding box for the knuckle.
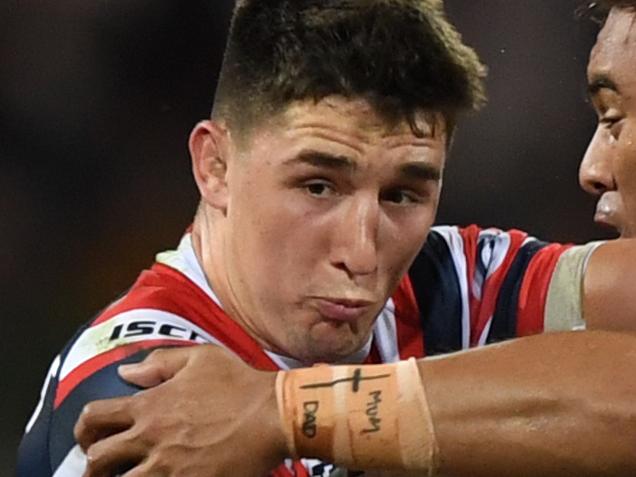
[80,402,95,419]
[85,446,103,470]
[130,420,155,446]
[147,347,166,362]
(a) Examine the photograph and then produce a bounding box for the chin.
[288,344,356,365]
[290,334,367,365]
[281,317,373,364]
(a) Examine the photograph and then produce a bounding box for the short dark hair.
[580,0,636,23]
[212,0,486,139]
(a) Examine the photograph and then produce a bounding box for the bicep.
[583,239,636,332]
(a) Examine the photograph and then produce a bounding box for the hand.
[74,345,288,477]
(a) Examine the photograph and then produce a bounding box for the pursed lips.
[310,296,376,322]
[595,192,623,235]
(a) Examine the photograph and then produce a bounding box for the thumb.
[118,346,193,388]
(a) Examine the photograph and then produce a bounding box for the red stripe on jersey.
[270,461,311,476]
[91,263,279,371]
[270,466,294,477]
[392,275,426,359]
[54,339,194,409]
[470,229,528,346]
[292,461,311,476]
[516,243,572,336]
[269,462,311,477]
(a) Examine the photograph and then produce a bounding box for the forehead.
[272,96,447,145]
[589,9,636,83]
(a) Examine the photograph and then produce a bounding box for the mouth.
[594,193,623,235]
[310,297,375,323]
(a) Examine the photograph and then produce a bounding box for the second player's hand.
[75,345,288,477]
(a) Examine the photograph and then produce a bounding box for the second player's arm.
[78,331,636,477]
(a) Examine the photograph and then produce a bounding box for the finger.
[82,429,147,477]
[75,397,135,451]
[118,346,194,387]
[120,458,167,477]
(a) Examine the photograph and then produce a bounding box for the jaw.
[278,317,376,364]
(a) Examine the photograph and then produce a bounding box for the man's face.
[581,7,636,238]
[219,97,445,363]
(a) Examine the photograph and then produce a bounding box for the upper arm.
[582,239,636,332]
[17,347,159,477]
[50,346,171,474]
[17,309,213,476]
[412,225,573,354]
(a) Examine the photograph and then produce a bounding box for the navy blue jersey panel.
[409,230,463,355]
[488,240,548,343]
[48,348,155,470]
[16,374,58,477]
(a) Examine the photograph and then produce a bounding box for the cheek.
[233,194,328,285]
[380,212,434,279]
[616,130,636,212]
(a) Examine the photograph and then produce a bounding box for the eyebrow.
[398,162,441,182]
[283,149,441,182]
[283,151,356,171]
[588,74,620,96]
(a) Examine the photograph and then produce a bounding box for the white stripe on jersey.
[373,298,400,363]
[477,317,493,346]
[432,226,471,349]
[155,234,224,307]
[479,228,512,280]
[59,309,221,381]
[25,354,61,434]
[52,445,86,477]
[473,229,508,298]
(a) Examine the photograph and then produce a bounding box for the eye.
[600,115,624,140]
[601,115,621,127]
[380,188,423,205]
[303,180,336,197]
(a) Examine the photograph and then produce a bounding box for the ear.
[189,120,231,213]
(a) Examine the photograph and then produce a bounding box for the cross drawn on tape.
[299,368,391,393]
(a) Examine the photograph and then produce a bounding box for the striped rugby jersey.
[17,225,599,477]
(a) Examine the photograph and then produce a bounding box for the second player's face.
[581,8,636,238]
[222,97,446,363]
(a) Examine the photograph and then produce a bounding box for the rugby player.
[19,0,636,476]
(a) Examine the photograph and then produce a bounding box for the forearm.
[277,331,636,476]
[420,331,636,476]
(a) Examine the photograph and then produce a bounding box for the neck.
[191,207,279,354]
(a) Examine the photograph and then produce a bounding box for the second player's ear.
[190,120,231,214]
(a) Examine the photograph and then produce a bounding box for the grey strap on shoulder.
[544,241,605,332]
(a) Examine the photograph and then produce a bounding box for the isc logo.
[108,320,209,343]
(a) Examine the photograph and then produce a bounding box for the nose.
[579,128,616,196]
[330,195,379,277]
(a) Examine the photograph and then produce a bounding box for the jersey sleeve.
[16,310,212,476]
[408,225,597,355]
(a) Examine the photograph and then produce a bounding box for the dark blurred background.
[1,1,609,473]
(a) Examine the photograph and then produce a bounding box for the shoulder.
[17,251,222,475]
